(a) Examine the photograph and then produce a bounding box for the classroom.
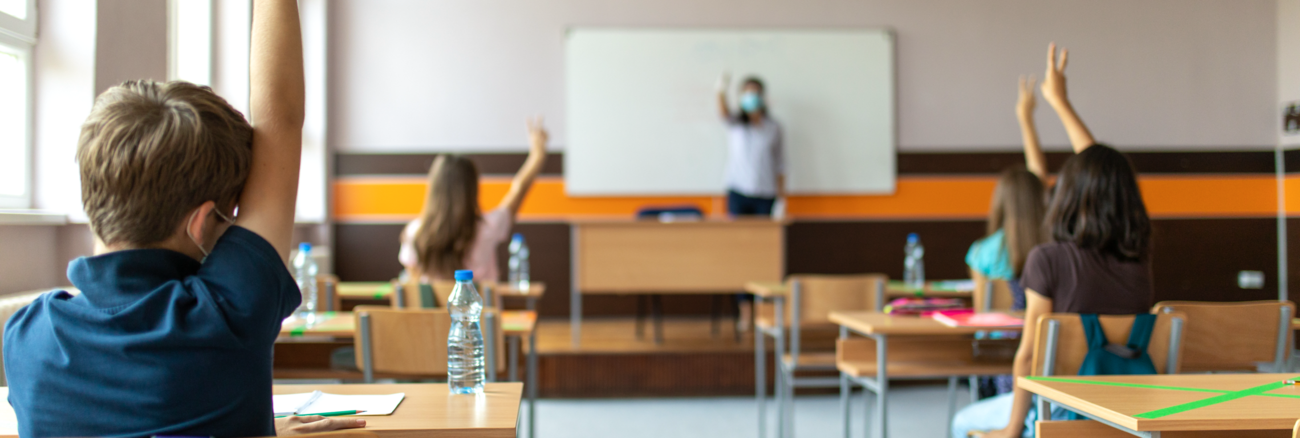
[1,0,1300,437]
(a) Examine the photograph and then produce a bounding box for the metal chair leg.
[840,372,851,438]
[946,376,958,437]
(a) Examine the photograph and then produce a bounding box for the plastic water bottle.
[292,243,319,325]
[508,233,530,290]
[903,233,925,289]
[447,269,485,394]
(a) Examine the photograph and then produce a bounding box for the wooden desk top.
[744,280,975,299]
[337,282,395,299]
[0,383,521,438]
[336,282,546,300]
[1018,373,1300,432]
[829,311,1023,336]
[279,311,538,339]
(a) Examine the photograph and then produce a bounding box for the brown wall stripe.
[335,218,1283,318]
[338,150,1277,176]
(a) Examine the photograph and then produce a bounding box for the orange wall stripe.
[333,175,1280,222]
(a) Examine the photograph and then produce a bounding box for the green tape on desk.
[289,328,306,336]
[1134,378,1300,419]
[1026,376,1300,419]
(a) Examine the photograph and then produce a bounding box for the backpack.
[1064,313,1157,419]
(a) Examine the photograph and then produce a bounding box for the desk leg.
[756,307,767,438]
[528,329,538,438]
[839,326,850,438]
[774,296,786,438]
[570,225,581,348]
[509,335,519,382]
[874,334,888,438]
[945,376,957,437]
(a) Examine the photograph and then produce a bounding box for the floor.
[533,383,974,438]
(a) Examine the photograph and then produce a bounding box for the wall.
[329,0,1277,153]
[1283,0,1300,147]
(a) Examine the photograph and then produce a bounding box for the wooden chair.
[315,274,339,312]
[1030,312,1187,419]
[353,306,504,383]
[755,273,886,438]
[1151,301,1295,373]
[391,279,498,310]
[972,278,1015,313]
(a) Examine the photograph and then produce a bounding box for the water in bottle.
[447,269,485,394]
[903,233,925,289]
[507,233,531,291]
[292,242,319,325]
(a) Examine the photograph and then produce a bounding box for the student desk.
[744,279,974,302]
[277,311,540,438]
[0,383,521,438]
[829,311,1019,438]
[570,218,784,347]
[1019,373,1300,437]
[338,282,548,311]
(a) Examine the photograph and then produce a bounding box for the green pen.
[275,410,366,418]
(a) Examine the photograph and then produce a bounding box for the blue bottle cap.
[906,233,919,243]
[454,270,474,281]
[299,242,312,253]
[512,233,524,241]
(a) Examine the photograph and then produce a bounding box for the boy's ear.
[187,200,218,243]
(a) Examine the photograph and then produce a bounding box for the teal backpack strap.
[1080,314,1107,349]
[1125,314,1157,352]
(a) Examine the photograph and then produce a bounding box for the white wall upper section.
[330,0,1278,153]
[33,0,95,219]
[1281,0,1300,147]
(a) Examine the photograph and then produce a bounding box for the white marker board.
[565,28,895,196]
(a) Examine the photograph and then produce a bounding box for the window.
[168,0,212,86]
[0,0,34,209]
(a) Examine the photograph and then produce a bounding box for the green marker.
[275,410,366,418]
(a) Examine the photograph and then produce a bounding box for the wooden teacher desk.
[1020,373,1300,437]
[569,218,784,347]
[0,384,523,438]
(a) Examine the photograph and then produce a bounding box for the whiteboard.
[565,28,895,196]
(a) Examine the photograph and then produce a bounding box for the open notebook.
[273,391,406,417]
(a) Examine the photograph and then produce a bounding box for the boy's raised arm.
[237,0,306,262]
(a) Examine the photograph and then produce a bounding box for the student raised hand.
[1040,42,1069,108]
[275,415,365,436]
[527,116,549,158]
[1018,75,1047,178]
[1017,75,1036,120]
[499,117,550,215]
[1038,42,1096,153]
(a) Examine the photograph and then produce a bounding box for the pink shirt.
[398,208,514,282]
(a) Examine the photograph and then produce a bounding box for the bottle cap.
[299,242,312,253]
[512,233,524,242]
[906,233,919,244]
[454,270,474,281]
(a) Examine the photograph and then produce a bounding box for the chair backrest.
[1031,312,1186,377]
[973,278,1015,313]
[1151,300,1294,372]
[353,306,504,382]
[790,274,887,326]
[316,274,339,312]
[392,279,496,310]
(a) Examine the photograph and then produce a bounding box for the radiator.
[0,288,69,386]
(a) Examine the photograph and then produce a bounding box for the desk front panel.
[575,221,783,293]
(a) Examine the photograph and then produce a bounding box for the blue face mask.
[740,92,763,113]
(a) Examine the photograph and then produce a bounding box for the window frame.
[0,0,35,209]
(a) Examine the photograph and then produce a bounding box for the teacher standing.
[717,74,785,217]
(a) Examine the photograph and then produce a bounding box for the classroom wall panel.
[328,0,1276,153]
[1281,0,1300,147]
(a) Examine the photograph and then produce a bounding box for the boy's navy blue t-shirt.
[3,226,301,438]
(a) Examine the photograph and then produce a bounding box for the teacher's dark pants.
[727,190,775,216]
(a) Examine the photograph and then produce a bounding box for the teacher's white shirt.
[725,117,785,198]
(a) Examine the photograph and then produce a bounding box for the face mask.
[740,92,763,113]
[186,207,235,261]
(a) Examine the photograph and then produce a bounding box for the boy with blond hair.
[3,1,362,436]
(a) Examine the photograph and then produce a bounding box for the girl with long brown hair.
[966,76,1050,311]
[398,118,549,281]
